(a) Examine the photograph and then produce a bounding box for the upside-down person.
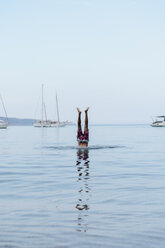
[77,107,89,148]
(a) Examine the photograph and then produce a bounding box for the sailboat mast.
[56,94,60,123]
[44,103,48,122]
[41,84,44,126]
[0,94,8,124]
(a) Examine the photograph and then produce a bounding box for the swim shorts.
[77,130,89,143]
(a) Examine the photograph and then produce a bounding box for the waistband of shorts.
[77,139,88,143]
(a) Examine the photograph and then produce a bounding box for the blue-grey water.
[0,125,165,248]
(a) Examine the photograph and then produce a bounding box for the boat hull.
[151,124,164,127]
[50,122,67,127]
[0,125,7,129]
[33,123,51,127]
[33,121,68,128]
[151,121,164,127]
[0,121,8,129]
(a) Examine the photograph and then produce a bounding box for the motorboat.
[151,116,165,127]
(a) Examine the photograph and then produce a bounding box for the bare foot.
[85,107,89,113]
[77,108,81,113]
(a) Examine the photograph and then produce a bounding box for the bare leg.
[77,108,82,131]
[84,107,89,132]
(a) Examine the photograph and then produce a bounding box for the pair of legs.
[77,107,89,133]
[77,107,89,147]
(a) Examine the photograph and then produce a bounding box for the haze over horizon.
[0,0,165,124]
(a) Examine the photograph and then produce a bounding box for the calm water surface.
[0,125,165,248]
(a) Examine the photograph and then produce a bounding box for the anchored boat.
[151,116,165,127]
[0,94,8,129]
[33,85,68,128]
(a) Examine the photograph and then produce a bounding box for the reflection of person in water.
[76,149,90,232]
[77,107,89,148]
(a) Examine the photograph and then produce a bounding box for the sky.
[0,0,165,124]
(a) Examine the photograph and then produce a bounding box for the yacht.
[151,116,165,127]
[33,85,68,128]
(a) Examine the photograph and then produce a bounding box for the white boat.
[33,85,68,128]
[0,120,8,129]
[0,94,8,129]
[151,116,165,127]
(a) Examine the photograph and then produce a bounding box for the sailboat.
[50,94,68,127]
[33,85,51,127]
[0,94,8,129]
[33,85,68,128]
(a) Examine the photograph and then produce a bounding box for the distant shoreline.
[0,117,149,126]
[0,116,36,126]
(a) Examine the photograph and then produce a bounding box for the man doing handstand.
[77,107,89,148]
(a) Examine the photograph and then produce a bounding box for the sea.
[0,124,165,248]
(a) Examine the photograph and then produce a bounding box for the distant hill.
[0,116,36,126]
[0,117,74,126]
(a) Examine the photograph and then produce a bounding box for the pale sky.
[0,0,165,124]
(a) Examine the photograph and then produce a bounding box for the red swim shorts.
[77,130,89,142]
